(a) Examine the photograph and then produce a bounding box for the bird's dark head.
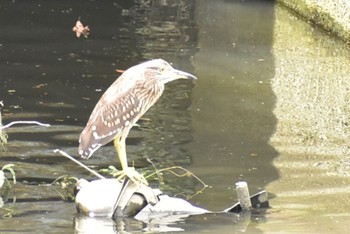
[130,59,197,84]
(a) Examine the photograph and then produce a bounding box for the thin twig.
[41,174,78,186]
[145,165,209,199]
[146,166,207,188]
[146,157,163,185]
[0,121,51,130]
[53,149,105,180]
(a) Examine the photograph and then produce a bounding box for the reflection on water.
[189,0,277,211]
[74,212,266,233]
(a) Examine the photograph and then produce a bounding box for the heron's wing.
[78,78,163,158]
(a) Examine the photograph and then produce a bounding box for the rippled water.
[1,0,350,233]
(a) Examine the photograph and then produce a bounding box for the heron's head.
[131,59,197,84]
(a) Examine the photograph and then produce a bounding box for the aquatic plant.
[0,164,16,218]
[0,101,8,151]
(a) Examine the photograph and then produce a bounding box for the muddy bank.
[277,0,350,43]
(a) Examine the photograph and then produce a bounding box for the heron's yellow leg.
[113,137,128,170]
[113,137,148,185]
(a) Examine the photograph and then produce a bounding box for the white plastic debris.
[75,179,123,217]
[135,195,208,221]
[75,178,207,219]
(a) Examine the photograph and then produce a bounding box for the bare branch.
[54,149,105,180]
[0,101,50,151]
[0,121,50,130]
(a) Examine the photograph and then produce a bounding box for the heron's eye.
[159,67,165,72]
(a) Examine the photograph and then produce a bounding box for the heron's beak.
[161,69,197,84]
[172,69,197,80]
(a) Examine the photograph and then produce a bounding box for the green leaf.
[2,164,16,184]
[0,171,4,189]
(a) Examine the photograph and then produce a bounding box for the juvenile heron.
[79,59,196,185]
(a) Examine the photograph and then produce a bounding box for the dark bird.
[79,59,197,184]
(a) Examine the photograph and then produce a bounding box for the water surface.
[1,0,350,233]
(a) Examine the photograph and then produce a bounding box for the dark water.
[3,0,274,233]
[2,0,348,233]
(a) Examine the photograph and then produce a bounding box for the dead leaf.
[73,18,90,38]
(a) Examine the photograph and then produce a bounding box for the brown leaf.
[72,19,90,38]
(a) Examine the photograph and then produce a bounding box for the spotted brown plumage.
[78,59,197,185]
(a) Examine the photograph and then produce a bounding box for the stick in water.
[235,181,252,211]
[54,149,105,180]
[0,121,51,130]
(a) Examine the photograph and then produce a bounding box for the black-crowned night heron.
[79,59,196,185]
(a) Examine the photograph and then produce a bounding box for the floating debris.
[116,69,125,74]
[75,177,269,217]
[33,83,47,89]
[72,18,90,38]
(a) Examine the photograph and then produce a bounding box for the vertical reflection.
[189,0,278,209]
[116,0,197,65]
[111,0,199,193]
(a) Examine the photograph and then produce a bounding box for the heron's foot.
[115,167,148,186]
